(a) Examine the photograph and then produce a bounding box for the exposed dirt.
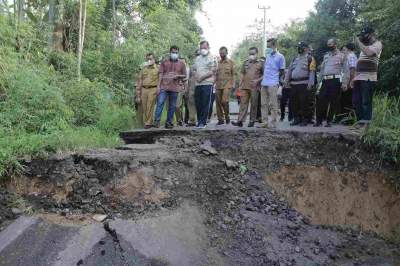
[1,130,400,265]
[265,166,400,236]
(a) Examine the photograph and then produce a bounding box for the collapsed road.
[0,128,399,265]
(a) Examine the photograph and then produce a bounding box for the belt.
[323,75,341,80]
[290,77,308,82]
[143,86,157,89]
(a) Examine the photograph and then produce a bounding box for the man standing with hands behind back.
[193,41,218,129]
[261,38,286,128]
[215,46,235,125]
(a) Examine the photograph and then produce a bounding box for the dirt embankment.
[1,131,400,265]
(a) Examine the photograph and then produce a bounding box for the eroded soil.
[1,130,400,265]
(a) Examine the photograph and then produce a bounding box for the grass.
[0,127,123,179]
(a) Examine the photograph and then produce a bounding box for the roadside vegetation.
[0,0,202,179]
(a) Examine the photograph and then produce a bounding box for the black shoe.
[290,120,301,126]
[313,122,322,127]
[186,122,196,127]
[232,121,243,127]
[153,121,160,128]
[300,121,308,127]
[217,120,224,125]
[177,121,183,127]
[165,123,174,129]
[226,119,230,124]
[257,118,263,123]
[248,122,255,128]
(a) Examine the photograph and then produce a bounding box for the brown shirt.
[159,59,187,92]
[216,58,235,90]
[241,59,264,90]
[140,65,159,88]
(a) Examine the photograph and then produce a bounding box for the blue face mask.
[265,48,273,56]
[170,53,179,61]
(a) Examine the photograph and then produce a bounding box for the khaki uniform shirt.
[140,65,159,88]
[319,49,349,84]
[241,59,264,90]
[216,58,235,90]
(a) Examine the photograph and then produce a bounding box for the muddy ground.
[1,130,400,265]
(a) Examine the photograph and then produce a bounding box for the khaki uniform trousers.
[238,89,260,123]
[175,91,185,123]
[141,86,157,126]
[261,85,279,127]
[215,88,231,122]
[186,86,197,124]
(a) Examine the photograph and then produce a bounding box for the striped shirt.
[354,41,383,82]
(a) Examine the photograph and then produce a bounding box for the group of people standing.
[135,26,382,129]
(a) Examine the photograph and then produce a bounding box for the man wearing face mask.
[154,46,187,129]
[192,41,218,129]
[352,26,383,125]
[285,42,316,127]
[315,38,349,127]
[260,38,286,129]
[136,53,159,129]
[232,47,264,127]
[215,46,235,125]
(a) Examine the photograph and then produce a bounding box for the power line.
[258,4,270,56]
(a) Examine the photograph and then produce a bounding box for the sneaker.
[217,120,224,125]
[165,123,174,129]
[177,121,183,127]
[196,124,207,129]
[231,121,243,127]
[248,122,255,128]
[153,121,160,128]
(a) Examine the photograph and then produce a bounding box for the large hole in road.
[1,131,400,265]
[265,165,400,236]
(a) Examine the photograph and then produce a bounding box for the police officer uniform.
[285,42,316,126]
[315,49,349,126]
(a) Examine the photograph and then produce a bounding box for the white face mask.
[200,49,209,56]
[249,55,256,61]
[147,59,155,66]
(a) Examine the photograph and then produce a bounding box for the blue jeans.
[353,80,375,121]
[154,90,178,124]
[195,85,213,126]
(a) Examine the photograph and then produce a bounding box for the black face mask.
[298,47,305,54]
[360,34,371,44]
[327,46,335,51]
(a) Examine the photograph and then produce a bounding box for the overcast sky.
[195,0,316,54]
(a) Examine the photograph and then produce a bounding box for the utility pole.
[258,4,270,56]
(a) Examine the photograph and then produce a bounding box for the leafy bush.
[0,54,72,133]
[62,79,109,126]
[97,104,135,134]
[363,95,400,163]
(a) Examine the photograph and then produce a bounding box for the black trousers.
[256,92,262,121]
[290,84,308,122]
[280,87,292,120]
[306,88,316,122]
[316,78,341,124]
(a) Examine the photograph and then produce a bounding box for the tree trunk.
[112,0,116,47]
[77,0,87,81]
